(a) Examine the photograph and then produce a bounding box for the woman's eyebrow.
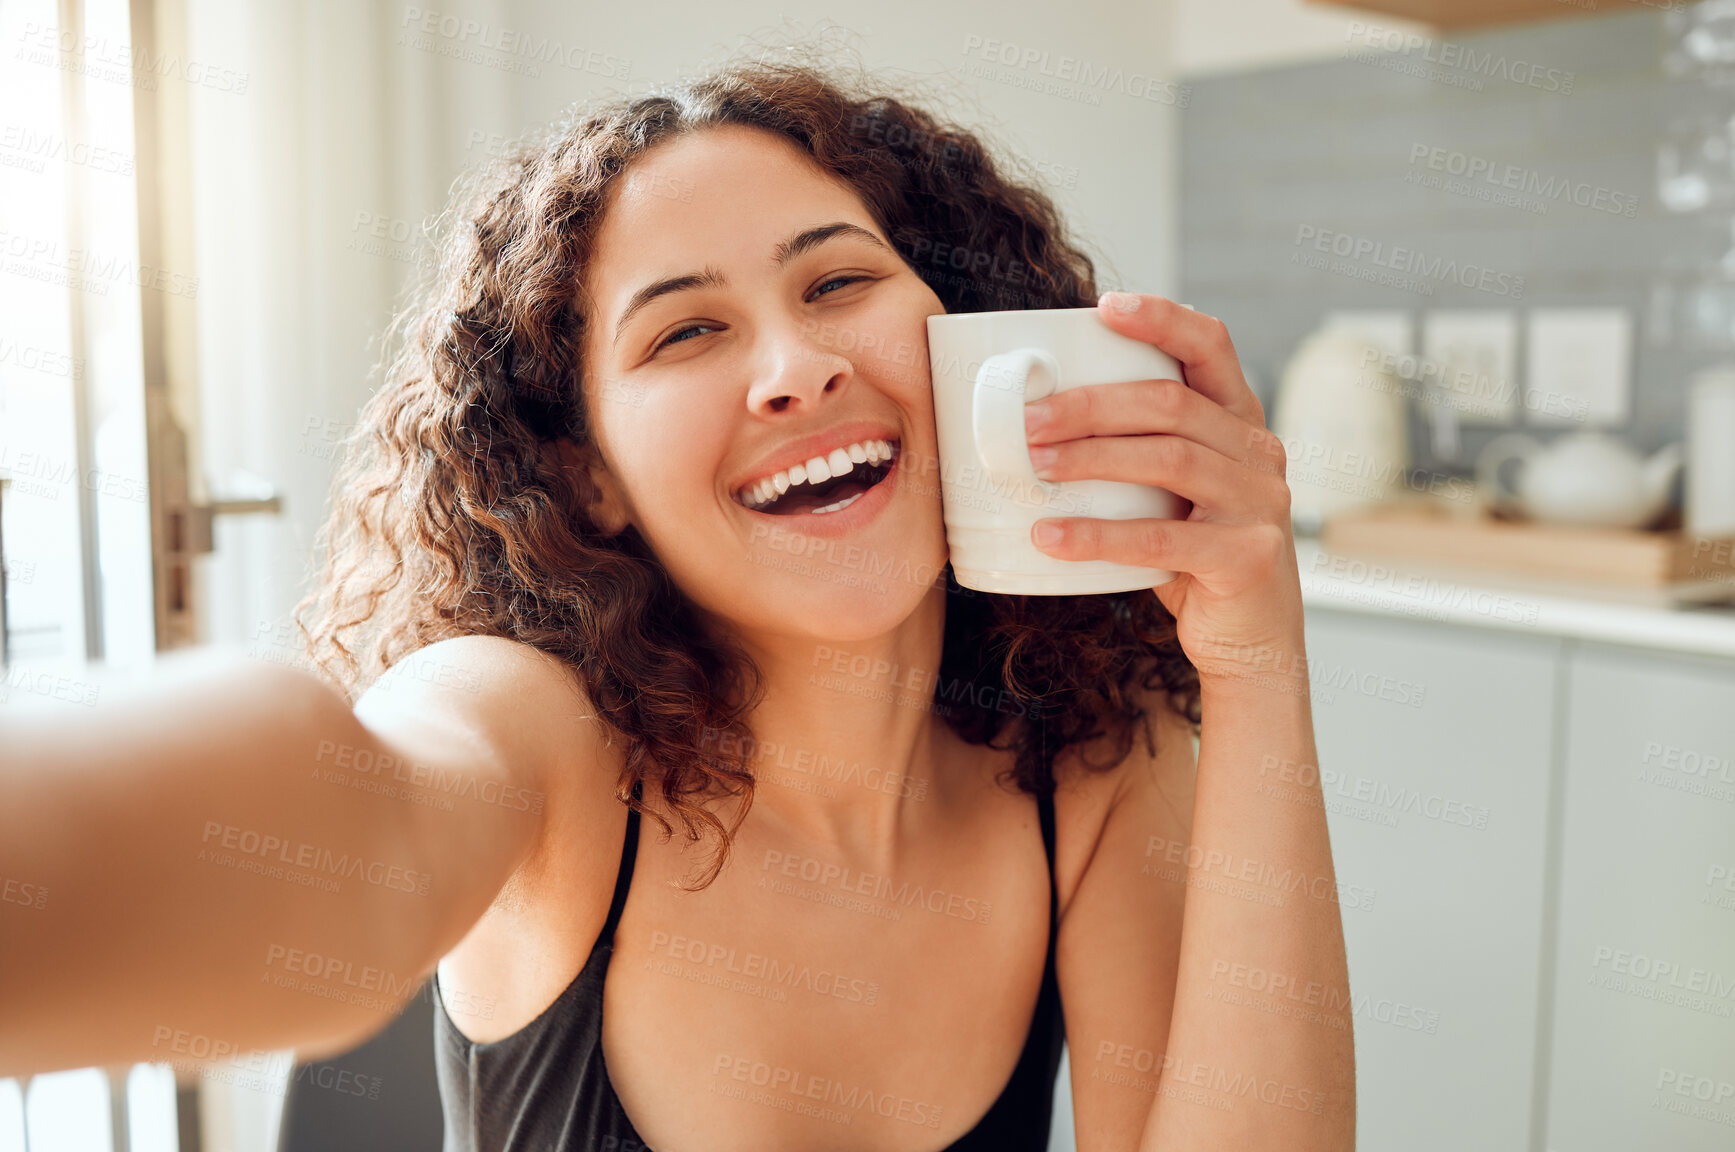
[611,221,892,346]
[771,221,890,265]
[612,268,726,346]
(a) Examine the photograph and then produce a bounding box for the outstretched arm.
[0,636,583,1077]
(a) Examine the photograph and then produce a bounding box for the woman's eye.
[649,277,868,354]
[812,274,868,298]
[653,322,718,353]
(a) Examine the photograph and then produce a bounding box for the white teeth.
[812,491,865,515]
[738,438,900,510]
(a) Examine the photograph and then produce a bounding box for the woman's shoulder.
[363,635,616,777]
[359,633,632,897]
[1047,689,1198,918]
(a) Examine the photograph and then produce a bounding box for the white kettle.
[1474,431,1685,529]
[1272,324,1411,534]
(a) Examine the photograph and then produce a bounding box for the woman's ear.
[554,436,632,535]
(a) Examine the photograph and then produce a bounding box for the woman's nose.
[745,327,853,414]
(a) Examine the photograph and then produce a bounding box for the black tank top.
[432,785,1066,1151]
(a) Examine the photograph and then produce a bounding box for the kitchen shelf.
[1319,501,1735,595]
[1307,0,1684,31]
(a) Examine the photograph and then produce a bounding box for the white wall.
[1169,0,1428,76]
[181,0,1181,659]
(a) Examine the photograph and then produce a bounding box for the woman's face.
[580,123,950,645]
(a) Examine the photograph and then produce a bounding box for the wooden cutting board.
[1320,502,1735,591]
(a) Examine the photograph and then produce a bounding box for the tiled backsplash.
[1178,9,1725,476]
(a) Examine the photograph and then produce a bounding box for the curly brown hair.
[295,51,1200,888]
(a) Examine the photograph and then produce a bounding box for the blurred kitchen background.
[2,0,1734,1150]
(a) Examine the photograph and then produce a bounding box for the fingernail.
[1028,445,1057,477]
[1024,402,1052,436]
[1033,520,1064,547]
[1102,291,1141,314]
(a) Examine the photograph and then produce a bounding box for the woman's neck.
[710,581,956,862]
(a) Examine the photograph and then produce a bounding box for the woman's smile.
[731,430,900,515]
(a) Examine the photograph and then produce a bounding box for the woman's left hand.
[1024,292,1306,686]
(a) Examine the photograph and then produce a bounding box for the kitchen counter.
[1295,535,1735,661]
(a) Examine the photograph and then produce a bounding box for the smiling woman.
[279,56,1218,1150]
[294,58,1201,884]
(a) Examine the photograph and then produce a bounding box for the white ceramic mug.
[925,307,1185,595]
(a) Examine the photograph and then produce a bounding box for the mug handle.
[973,348,1061,485]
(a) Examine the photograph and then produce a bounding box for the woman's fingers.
[1029,433,1289,523]
[1094,294,1263,425]
[1024,376,1286,476]
[1032,515,1290,590]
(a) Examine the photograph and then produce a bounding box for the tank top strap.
[598,780,642,949]
[1036,786,1058,942]
[1036,785,1056,871]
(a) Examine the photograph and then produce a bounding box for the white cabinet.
[1303,607,1562,1152]
[1544,645,1735,1152]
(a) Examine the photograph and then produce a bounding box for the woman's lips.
[738,450,902,538]
[734,438,901,512]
